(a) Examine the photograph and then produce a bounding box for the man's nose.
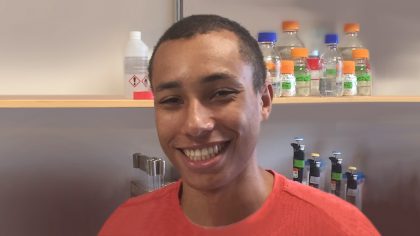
[183,100,214,138]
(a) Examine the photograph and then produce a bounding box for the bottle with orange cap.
[342,60,357,96]
[280,60,296,97]
[291,48,311,96]
[339,23,364,61]
[275,20,305,60]
[352,49,371,96]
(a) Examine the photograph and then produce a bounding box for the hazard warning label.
[129,74,149,88]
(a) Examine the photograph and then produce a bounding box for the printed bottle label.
[293,168,299,179]
[310,176,320,185]
[282,81,292,90]
[347,188,358,197]
[330,181,337,191]
[293,159,305,168]
[356,65,371,81]
[331,172,342,181]
[326,69,337,77]
[344,81,353,89]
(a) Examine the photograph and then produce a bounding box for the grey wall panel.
[1,105,419,235]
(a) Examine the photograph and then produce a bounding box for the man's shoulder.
[98,181,181,236]
[277,175,379,235]
[118,181,180,213]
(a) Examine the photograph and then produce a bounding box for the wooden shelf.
[0,96,419,108]
[272,96,420,104]
[0,96,154,108]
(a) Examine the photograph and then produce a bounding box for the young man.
[99,15,379,235]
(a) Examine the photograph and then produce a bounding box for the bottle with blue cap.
[320,34,343,96]
[258,32,281,97]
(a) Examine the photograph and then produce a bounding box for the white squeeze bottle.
[124,31,152,99]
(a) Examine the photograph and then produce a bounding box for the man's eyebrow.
[201,72,236,84]
[154,81,182,92]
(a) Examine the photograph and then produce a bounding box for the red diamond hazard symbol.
[129,75,149,88]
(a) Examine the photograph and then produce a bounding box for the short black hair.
[148,14,266,91]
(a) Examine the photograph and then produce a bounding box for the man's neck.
[180,165,274,227]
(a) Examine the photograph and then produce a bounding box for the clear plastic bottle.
[320,34,343,97]
[275,21,305,60]
[352,49,372,96]
[291,48,310,96]
[124,31,151,99]
[339,23,364,61]
[343,61,357,96]
[280,60,296,97]
[258,32,281,98]
[307,50,321,96]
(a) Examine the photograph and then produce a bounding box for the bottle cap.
[310,50,320,57]
[291,48,309,58]
[282,21,300,31]
[307,57,321,70]
[348,166,357,171]
[343,61,355,74]
[352,48,369,59]
[344,23,360,33]
[133,91,154,100]
[130,31,141,40]
[257,32,277,43]
[311,153,320,158]
[281,60,294,74]
[325,34,339,44]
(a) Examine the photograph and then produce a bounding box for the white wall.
[0,0,174,95]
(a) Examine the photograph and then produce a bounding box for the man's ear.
[260,83,273,121]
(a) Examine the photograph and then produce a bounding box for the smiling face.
[151,30,271,192]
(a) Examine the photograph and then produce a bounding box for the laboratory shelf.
[0,96,419,108]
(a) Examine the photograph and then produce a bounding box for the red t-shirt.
[99,171,379,236]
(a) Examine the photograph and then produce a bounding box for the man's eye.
[211,89,239,99]
[159,96,183,105]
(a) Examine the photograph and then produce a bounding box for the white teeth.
[214,145,219,155]
[183,144,223,162]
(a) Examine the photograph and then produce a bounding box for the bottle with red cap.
[280,60,296,97]
[339,23,364,61]
[291,48,310,96]
[352,49,372,96]
[275,21,305,60]
[307,50,321,96]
